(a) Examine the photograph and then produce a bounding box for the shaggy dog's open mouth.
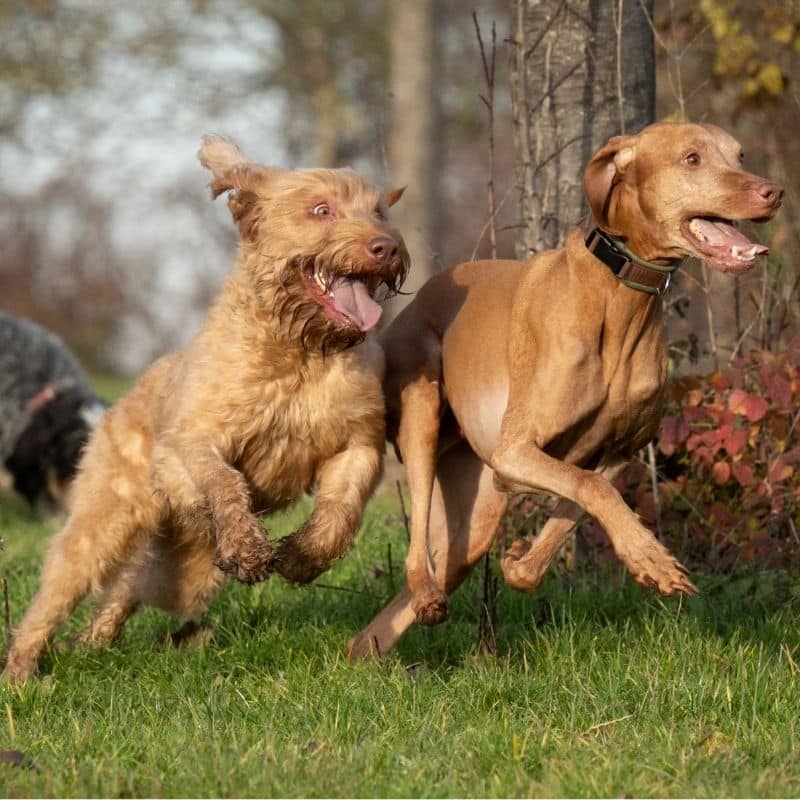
[302,265,387,332]
[680,216,769,274]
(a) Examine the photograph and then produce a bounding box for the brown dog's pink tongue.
[689,218,768,255]
[329,278,383,331]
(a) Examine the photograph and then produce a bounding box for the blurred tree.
[510,0,655,257]
[246,0,391,166]
[0,0,511,373]
[384,0,443,315]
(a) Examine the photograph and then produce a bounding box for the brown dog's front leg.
[501,464,626,592]
[501,499,584,592]
[153,435,275,585]
[274,443,382,583]
[492,441,696,595]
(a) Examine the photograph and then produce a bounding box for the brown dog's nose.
[368,236,399,264]
[758,181,784,206]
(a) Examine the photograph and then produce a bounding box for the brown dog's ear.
[583,135,636,235]
[386,186,406,207]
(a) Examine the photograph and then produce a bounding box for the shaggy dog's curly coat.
[4,136,408,681]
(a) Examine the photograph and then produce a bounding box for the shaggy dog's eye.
[374,206,386,221]
[312,203,332,217]
[683,152,701,167]
[739,152,745,164]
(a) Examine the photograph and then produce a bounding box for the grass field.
[1,375,799,797]
[3,487,800,798]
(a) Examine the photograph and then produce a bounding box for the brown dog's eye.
[312,203,331,217]
[684,152,701,167]
[739,152,745,164]
[374,206,386,221]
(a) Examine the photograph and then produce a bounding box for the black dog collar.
[585,228,683,295]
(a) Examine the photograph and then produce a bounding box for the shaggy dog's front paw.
[214,523,276,584]
[273,530,328,584]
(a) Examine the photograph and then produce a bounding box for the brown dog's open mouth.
[681,217,769,274]
[302,266,384,332]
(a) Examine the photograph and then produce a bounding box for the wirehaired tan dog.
[4,136,408,681]
[348,122,783,659]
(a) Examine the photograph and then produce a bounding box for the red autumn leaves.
[659,344,800,495]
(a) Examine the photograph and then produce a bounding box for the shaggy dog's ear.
[583,135,636,236]
[198,135,281,239]
[386,186,406,207]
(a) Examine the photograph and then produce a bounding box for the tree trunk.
[385,0,442,318]
[511,0,655,258]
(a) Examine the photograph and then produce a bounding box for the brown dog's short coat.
[348,122,783,659]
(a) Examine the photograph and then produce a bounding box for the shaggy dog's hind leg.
[75,565,143,649]
[131,533,223,619]
[3,506,154,682]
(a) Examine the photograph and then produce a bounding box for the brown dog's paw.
[214,527,276,585]
[346,632,382,661]
[165,621,215,649]
[501,537,549,593]
[634,556,698,596]
[412,591,450,627]
[624,538,698,596]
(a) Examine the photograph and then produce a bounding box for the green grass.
[2,491,800,797]
[89,374,134,404]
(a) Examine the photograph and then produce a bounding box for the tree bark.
[385,0,442,317]
[511,0,655,258]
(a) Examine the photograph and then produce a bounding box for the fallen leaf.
[0,750,37,771]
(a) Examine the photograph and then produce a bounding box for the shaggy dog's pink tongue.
[330,277,382,331]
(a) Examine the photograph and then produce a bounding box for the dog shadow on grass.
[174,555,800,677]
[26,533,800,680]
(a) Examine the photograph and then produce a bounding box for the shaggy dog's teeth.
[313,267,327,291]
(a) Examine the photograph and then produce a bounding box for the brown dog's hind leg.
[275,443,382,583]
[75,572,141,649]
[348,443,507,659]
[396,376,450,627]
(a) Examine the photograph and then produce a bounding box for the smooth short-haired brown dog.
[348,122,783,659]
[4,136,408,681]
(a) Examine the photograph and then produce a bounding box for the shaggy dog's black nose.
[367,236,399,264]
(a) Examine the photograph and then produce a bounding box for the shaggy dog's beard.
[259,251,408,355]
